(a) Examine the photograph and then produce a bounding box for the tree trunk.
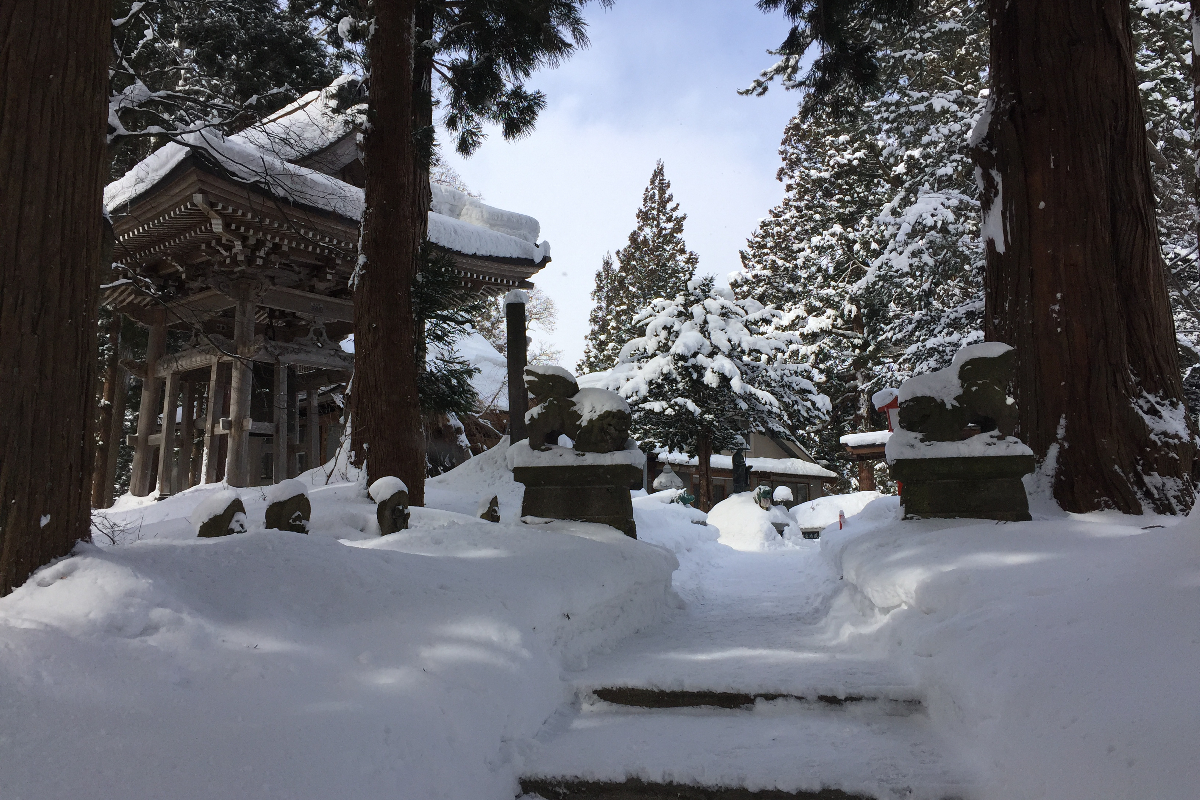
[92,311,123,507]
[0,0,110,595]
[977,0,1196,514]
[696,434,714,512]
[351,0,425,503]
[1192,1,1200,251]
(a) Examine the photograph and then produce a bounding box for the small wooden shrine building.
[100,82,550,499]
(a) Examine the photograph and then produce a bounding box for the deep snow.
[1,448,1197,799]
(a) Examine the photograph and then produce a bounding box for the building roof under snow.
[104,78,550,266]
[657,451,838,481]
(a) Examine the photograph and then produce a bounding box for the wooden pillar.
[156,371,180,496]
[307,390,320,471]
[857,461,876,492]
[201,360,224,484]
[505,292,528,443]
[273,360,288,483]
[288,373,300,477]
[92,313,123,507]
[130,313,166,496]
[101,366,128,507]
[175,381,197,492]
[225,295,256,487]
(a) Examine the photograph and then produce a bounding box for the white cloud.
[438,0,801,370]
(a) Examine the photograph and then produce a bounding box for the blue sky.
[439,0,802,370]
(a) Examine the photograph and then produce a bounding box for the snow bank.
[819,508,1200,799]
[3,451,677,800]
[792,491,888,533]
[425,436,524,523]
[706,493,785,551]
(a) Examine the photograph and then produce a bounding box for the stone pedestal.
[514,463,642,538]
[890,454,1035,522]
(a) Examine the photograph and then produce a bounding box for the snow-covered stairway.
[516,544,975,800]
[518,685,969,800]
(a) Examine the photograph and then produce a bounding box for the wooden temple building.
[98,81,550,501]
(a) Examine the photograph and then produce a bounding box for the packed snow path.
[519,533,975,799]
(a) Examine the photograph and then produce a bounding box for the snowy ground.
[2,445,1197,799]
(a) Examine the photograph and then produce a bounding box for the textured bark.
[0,0,110,595]
[977,0,1196,513]
[696,434,714,512]
[92,313,123,506]
[351,0,425,503]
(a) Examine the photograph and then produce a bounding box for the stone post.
[273,360,288,483]
[156,370,180,495]
[130,311,166,496]
[225,293,256,487]
[505,290,529,443]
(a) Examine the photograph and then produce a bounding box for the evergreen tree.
[109,0,338,178]
[1129,4,1200,410]
[297,0,609,502]
[580,161,699,373]
[611,277,826,510]
[737,2,987,487]
[755,0,1200,514]
[578,253,624,373]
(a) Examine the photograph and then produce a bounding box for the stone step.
[586,687,921,714]
[520,776,872,799]
[519,702,971,800]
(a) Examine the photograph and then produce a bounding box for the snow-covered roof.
[431,332,510,412]
[104,128,364,220]
[235,76,363,164]
[104,118,549,265]
[658,451,838,480]
[840,430,892,448]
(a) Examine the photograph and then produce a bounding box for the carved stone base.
[514,463,642,538]
[891,455,1035,522]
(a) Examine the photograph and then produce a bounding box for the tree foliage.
[295,0,612,156]
[579,161,699,374]
[737,1,987,486]
[109,0,338,177]
[607,277,827,507]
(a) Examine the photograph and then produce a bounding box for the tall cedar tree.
[301,0,609,498]
[755,0,1197,513]
[1,0,110,595]
[351,0,426,499]
[579,161,699,373]
[579,253,622,373]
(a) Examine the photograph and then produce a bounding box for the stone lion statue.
[524,366,633,454]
